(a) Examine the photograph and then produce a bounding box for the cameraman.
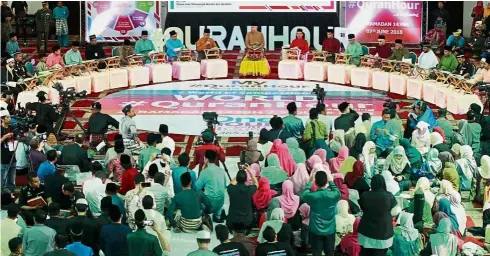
[1,109,16,191]
[87,102,119,147]
[27,91,59,134]
[189,130,226,173]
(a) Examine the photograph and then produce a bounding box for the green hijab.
[400,138,423,169]
[338,156,357,176]
[407,189,433,228]
[262,154,288,185]
[286,138,307,164]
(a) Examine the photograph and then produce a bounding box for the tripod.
[54,101,87,136]
[5,135,33,191]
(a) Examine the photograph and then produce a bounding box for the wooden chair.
[178,49,193,62]
[204,48,221,60]
[246,48,264,61]
[127,55,144,67]
[381,59,396,72]
[360,56,374,68]
[83,60,99,73]
[310,51,329,62]
[283,48,300,61]
[150,52,167,64]
[104,57,121,69]
[335,53,351,65]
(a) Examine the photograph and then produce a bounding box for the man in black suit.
[60,133,92,172]
[44,167,69,207]
[44,202,69,235]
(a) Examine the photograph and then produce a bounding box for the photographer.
[1,109,16,191]
[27,91,59,134]
[334,102,359,133]
[189,130,226,172]
[87,102,119,147]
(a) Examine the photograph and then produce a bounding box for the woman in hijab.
[277,180,300,220]
[258,128,273,163]
[442,162,460,192]
[472,1,484,29]
[246,163,261,185]
[407,189,434,230]
[432,126,447,144]
[430,132,449,153]
[313,148,329,166]
[330,129,345,153]
[329,146,349,173]
[384,146,411,191]
[449,191,467,235]
[422,218,458,256]
[242,139,264,165]
[399,138,423,170]
[360,141,377,179]
[306,154,329,173]
[436,179,455,207]
[451,143,462,160]
[439,152,455,172]
[335,200,356,246]
[338,156,357,176]
[437,198,460,233]
[267,139,296,177]
[258,208,293,244]
[286,138,306,164]
[432,212,462,239]
[350,133,367,159]
[416,148,441,180]
[340,218,361,256]
[298,203,311,249]
[415,177,436,208]
[334,173,350,201]
[393,212,421,256]
[381,171,401,196]
[345,161,371,196]
[261,154,288,188]
[253,177,278,210]
[358,175,396,256]
[290,163,309,195]
[460,113,482,156]
[411,121,431,155]
[455,145,477,192]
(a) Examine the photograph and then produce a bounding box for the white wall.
[7,1,42,15]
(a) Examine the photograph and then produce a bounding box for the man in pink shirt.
[46,45,64,68]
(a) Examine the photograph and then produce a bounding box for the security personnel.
[26,91,59,134]
[12,51,29,79]
[85,34,107,69]
[453,54,475,78]
[35,1,51,53]
[87,102,119,146]
[18,172,50,211]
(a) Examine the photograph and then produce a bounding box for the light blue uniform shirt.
[283,114,305,140]
[22,224,56,256]
[195,164,227,199]
[165,38,184,58]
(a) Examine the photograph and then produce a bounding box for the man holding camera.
[1,109,16,192]
[26,91,59,134]
[189,130,226,172]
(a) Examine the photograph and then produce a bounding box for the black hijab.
[370,174,387,192]
[350,133,367,159]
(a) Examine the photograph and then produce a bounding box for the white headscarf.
[438,180,454,199]
[456,145,477,181]
[335,200,355,235]
[397,212,419,241]
[381,171,401,195]
[330,129,345,153]
[449,190,467,235]
[384,146,410,175]
[430,132,444,146]
[411,121,431,152]
[361,141,376,178]
[415,177,435,208]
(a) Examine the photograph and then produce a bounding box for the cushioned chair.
[409,52,417,64]
[112,47,118,57]
[361,45,369,56]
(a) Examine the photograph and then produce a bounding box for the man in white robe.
[417,42,439,69]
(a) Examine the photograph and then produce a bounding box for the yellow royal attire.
[239,31,270,76]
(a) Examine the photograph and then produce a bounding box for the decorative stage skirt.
[239,57,270,76]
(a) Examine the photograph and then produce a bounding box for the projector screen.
[168,1,336,12]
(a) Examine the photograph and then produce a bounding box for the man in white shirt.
[142,194,171,243]
[417,42,439,69]
[1,204,22,256]
[156,124,175,157]
[81,171,107,217]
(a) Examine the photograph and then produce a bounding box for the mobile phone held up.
[237,163,249,170]
[143,220,154,226]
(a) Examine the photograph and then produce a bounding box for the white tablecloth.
[372,71,390,91]
[434,83,453,108]
[328,64,352,84]
[350,67,373,88]
[74,75,92,94]
[278,60,304,79]
[389,74,408,95]
[91,72,110,93]
[406,78,424,99]
[446,92,483,115]
[54,77,76,90]
[304,62,330,81]
[126,66,150,86]
[108,69,129,89]
[17,87,59,108]
[201,59,228,78]
[148,63,172,83]
[172,61,201,81]
[422,80,437,104]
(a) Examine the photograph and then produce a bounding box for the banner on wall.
[85,1,161,42]
[345,1,423,43]
[168,1,336,13]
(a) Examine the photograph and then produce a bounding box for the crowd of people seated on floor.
[2,95,490,256]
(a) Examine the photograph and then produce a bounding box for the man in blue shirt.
[165,30,184,61]
[37,149,57,183]
[446,29,465,51]
[172,153,197,194]
[100,205,132,256]
[66,223,93,256]
[370,109,397,157]
[283,102,305,141]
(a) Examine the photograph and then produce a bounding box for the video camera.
[312,84,325,104]
[202,112,219,130]
[383,99,398,110]
[52,83,87,104]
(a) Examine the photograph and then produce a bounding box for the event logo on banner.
[85,1,160,42]
[168,1,336,12]
[345,1,423,43]
[98,80,388,137]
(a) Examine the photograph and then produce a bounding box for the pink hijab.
[314,149,328,165]
[329,146,349,173]
[246,163,261,185]
[290,163,309,194]
[277,180,300,219]
[267,139,296,177]
[333,173,350,201]
[299,203,310,225]
[307,155,329,173]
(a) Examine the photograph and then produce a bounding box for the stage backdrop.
[345,1,423,43]
[85,1,161,42]
[164,2,339,50]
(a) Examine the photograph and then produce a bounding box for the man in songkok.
[388,39,409,61]
[417,42,439,69]
[245,22,264,50]
[438,45,458,72]
[165,30,184,61]
[64,41,83,65]
[117,39,134,66]
[85,34,106,69]
[135,30,155,63]
[196,28,217,61]
[453,54,474,78]
[290,29,309,55]
[472,57,490,83]
[321,29,340,62]
[53,1,69,47]
[374,35,391,59]
[345,34,362,66]
[446,29,465,51]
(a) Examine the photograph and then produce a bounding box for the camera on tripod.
[52,83,87,103]
[312,84,325,104]
[202,112,219,130]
